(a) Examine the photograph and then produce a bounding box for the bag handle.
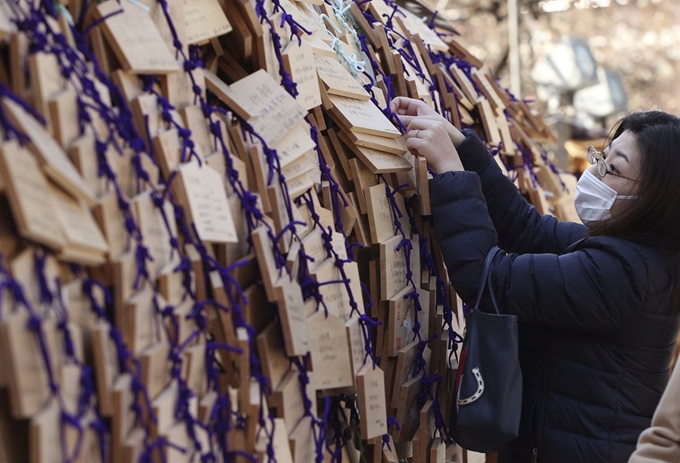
[473,246,502,314]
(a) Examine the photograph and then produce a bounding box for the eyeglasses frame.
[587,146,639,182]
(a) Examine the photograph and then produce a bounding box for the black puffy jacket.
[430,130,679,463]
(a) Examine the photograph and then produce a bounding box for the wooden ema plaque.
[346,316,367,383]
[357,363,388,439]
[328,95,401,139]
[228,69,308,147]
[308,310,354,390]
[312,258,352,322]
[314,54,371,101]
[380,234,411,301]
[289,416,316,463]
[131,191,176,279]
[272,370,308,428]
[204,70,256,121]
[256,321,290,390]
[387,286,415,357]
[365,183,397,245]
[184,0,232,45]
[29,51,63,130]
[353,144,412,174]
[51,184,109,265]
[274,276,311,357]
[175,160,238,243]
[95,0,180,74]
[3,99,96,207]
[1,310,51,419]
[272,121,316,169]
[282,41,322,111]
[0,141,65,250]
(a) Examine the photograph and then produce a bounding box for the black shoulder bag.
[450,246,522,454]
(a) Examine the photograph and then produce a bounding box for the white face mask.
[574,170,638,226]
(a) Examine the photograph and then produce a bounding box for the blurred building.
[400,0,680,172]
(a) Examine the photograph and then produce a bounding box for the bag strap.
[473,246,502,314]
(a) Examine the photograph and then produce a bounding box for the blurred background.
[401,0,680,173]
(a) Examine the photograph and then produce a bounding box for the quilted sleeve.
[455,130,587,255]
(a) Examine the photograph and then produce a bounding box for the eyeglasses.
[587,146,639,182]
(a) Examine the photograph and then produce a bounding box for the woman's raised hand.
[391,97,465,174]
[390,97,466,147]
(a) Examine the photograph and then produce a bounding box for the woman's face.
[585,129,643,216]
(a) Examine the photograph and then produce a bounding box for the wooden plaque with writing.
[95,0,180,74]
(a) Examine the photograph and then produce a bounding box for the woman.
[391,96,680,463]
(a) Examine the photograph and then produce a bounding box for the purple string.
[383,416,401,450]
[381,0,405,30]
[81,278,112,320]
[33,250,54,306]
[358,313,381,366]
[139,436,187,463]
[252,0,310,98]
[54,277,103,463]
[302,128,378,362]
[0,254,92,462]
[61,411,85,463]
[12,0,159,300]
[140,78,203,165]
[377,174,455,442]
[317,396,331,462]
[290,355,331,463]
[427,10,439,30]
[354,34,407,133]
[0,263,25,319]
[0,82,44,143]
[516,143,540,189]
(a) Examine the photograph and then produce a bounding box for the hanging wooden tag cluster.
[0,0,574,462]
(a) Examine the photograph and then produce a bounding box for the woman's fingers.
[406,136,426,153]
[390,97,434,117]
[390,97,412,115]
[392,101,469,161]
[397,114,416,125]
[403,118,464,173]
[402,115,467,148]
[406,117,436,133]
[405,120,441,150]
[399,114,435,126]
[406,129,423,140]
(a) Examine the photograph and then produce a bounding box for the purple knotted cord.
[354,34,408,133]
[0,82,45,143]
[516,143,540,189]
[0,0,540,454]
[380,0,405,30]
[0,254,89,462]
[0,270,25,319]
[252,0,314,97]
[9,0,158,295]
[377,175,454,442]
[139,436,187,463]
[53,276,98,463]
[4,1,215,458]
[303,121,380,367]
[287,353,334,463]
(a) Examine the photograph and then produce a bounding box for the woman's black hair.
[589,111,680,307]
